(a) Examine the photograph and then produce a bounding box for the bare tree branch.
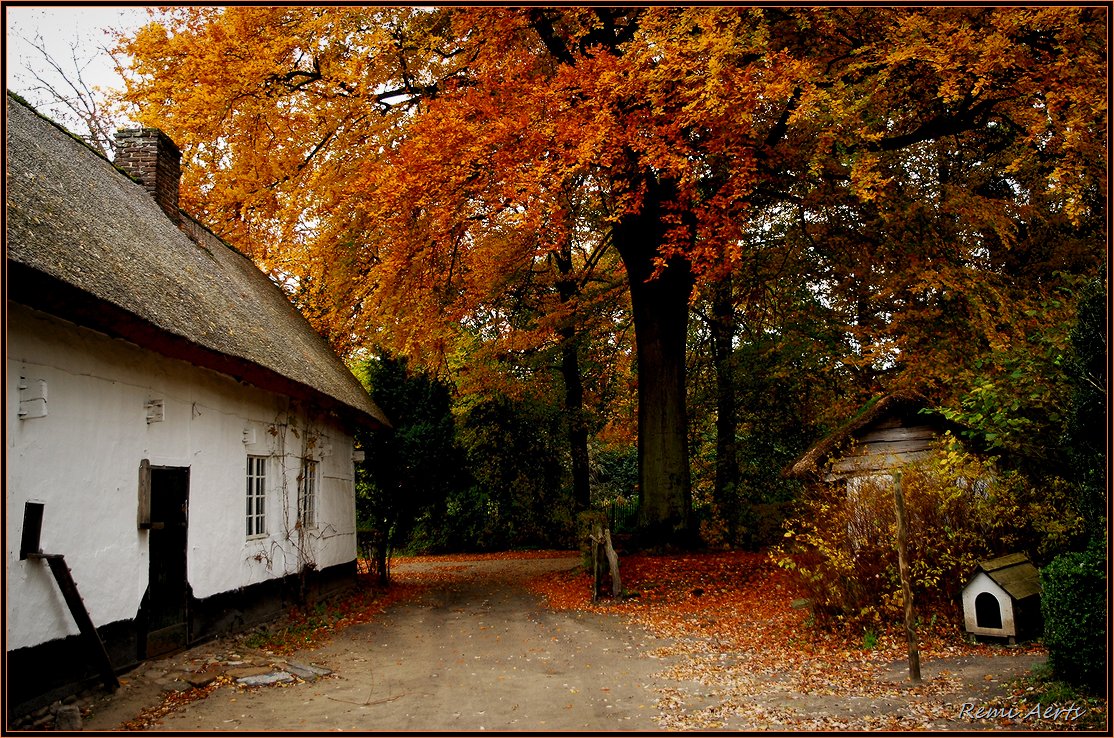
[14,29,119,157]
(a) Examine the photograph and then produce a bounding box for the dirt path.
[80,553,1056,732]
[84,555,684,732]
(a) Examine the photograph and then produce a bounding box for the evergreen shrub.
[1041,541,1107,692]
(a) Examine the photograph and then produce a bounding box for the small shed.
[962,553,1042,644]
[786,393,959,485]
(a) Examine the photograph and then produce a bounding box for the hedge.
[1041,540,1107,692]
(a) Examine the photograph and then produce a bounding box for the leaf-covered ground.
[526,550,1107,731]
[93,550,1105,732]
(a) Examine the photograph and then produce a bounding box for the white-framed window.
[246,455,267,538]
[298,459,318,529]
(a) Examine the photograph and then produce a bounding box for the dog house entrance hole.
[975,591,1002,629]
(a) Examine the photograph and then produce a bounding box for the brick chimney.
[113,127,181,225]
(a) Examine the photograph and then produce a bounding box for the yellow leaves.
[848,153,891,203]
[879,10,1002,104]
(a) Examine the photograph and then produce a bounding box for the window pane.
[298,459,317,529]
[246,455,266,538]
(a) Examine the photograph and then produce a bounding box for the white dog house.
[6,94,389,714]
[962,553,1042,643]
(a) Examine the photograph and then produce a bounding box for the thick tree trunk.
[710,278,740,538]
[613,176,696,547]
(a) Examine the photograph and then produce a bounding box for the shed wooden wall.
[826,417,939,481]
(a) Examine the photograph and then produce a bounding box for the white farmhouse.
[6,93,389,713]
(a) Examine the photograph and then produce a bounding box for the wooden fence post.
[603,528,621,598]
[589,521,622,602]
[893,471,922,683]
[591,523,603,602]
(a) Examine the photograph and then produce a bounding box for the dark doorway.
[144,466,190,657]
[975,591,1003,629]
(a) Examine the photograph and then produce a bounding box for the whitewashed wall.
[6,303,359,650]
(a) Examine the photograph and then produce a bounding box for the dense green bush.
[453,393,575,551]
[355,356,581,556]
[589,444,638,504]
[1041,541,1107,692]
[354,354,466,577]
[1062,278,1106,541]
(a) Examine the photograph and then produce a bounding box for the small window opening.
[298,459,318,529]
[246,456,267,538]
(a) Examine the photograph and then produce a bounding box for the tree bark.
[710,277,740,538]
[893,471,922,683]
[554,244,592,512]
[560,332,592,511]
[613,175,696,547]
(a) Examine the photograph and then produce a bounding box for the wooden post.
[603,528,622,598]
[36,554,120,691]
[590,523,603,602]
[892,471,921,683]
[137,458,152,529]
[589,523,622,601]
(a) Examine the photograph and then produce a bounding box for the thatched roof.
[5,94,387,428]
[785,392,926,479]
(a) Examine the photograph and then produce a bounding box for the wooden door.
[144,466,190,657]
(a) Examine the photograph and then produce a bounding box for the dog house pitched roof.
[972,553,1041,601]
[6,93,388,428]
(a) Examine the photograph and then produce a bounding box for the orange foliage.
[115,7,1104,368]
[115,9,1105,532]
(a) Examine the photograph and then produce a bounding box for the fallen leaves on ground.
[526,549,1104,731]
[237,575,422,655]
[395,549,574,565]
[110,550,1106,732]
[391,550,578,588]
[116,678,230,731]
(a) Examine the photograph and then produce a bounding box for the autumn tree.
[118,7,1105,547]
[689,228,850,546]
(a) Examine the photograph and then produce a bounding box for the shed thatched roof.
[785,392,926,479]
[5,93,387,428]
